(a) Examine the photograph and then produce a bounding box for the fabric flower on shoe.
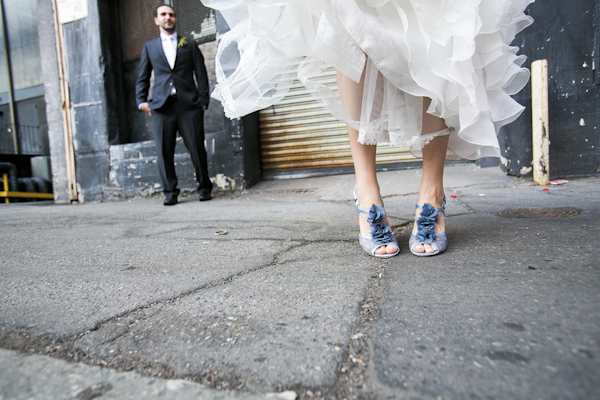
[370,222,394,245]
[415,203,439,244]
[367,204,385,224]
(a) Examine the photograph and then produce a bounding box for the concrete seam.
[311,261,390,400]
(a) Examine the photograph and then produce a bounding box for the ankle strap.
[356,201,370,214]
[355,192,370,214]
[354,185,385,214]
[415,196,446,213]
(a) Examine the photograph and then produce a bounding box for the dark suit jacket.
[136,36,210,111]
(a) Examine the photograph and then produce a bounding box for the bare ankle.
[417,187,445,206]
[355,184,382,208]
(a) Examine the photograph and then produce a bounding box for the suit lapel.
[151,37,170,68]
[174,36,184,69]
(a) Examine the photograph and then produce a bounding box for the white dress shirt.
[161,32,178,69]
[160,32,178,96]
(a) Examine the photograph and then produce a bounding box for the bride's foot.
[410,194,447,256]
[354,187,400,257]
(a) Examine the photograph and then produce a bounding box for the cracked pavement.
[1,164,599,399]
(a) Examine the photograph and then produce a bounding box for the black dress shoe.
[163,193,178,206]
[198,188,212,201]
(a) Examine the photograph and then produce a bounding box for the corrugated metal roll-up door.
[259,67,418,175]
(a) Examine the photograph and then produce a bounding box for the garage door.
[259,67,418,175]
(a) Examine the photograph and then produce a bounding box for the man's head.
[155,4,176,34]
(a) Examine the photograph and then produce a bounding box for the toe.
[424,244,438,254]
[386,245,399,254]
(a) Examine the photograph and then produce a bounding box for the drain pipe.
[0,0,19,154]
[51,0,78,201]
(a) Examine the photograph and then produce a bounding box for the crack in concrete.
[456,199,475,213]
[82,240,310,337]
[122,222,335,240]
[241,189,317,195]
[0,239,390,399]
[328,261,389,400]
[0,241,334,393]
[271,260,390,400]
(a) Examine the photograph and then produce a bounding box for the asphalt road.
[1,164,598,399]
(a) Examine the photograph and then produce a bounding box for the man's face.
[155,5,176,34]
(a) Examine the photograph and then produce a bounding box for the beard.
[161,22,176,33]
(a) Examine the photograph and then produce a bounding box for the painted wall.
[501,0,600,178]
[61,0,111,202]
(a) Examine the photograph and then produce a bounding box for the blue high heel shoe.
[409,196,448,256]
[354,188,400,258]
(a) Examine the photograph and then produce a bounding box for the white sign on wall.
[56,0,89,24]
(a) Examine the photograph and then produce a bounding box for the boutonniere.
[178,37,187,48]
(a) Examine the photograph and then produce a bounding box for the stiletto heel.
[409,196,448,256]
[354,187,400,258]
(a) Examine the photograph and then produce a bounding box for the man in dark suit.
[136,4,212,205]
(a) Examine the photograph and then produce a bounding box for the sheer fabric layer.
[202,0,534,159]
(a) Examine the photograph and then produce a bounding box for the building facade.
[1,0,598,204]
[0,0,51,196]
[36,0,262,203]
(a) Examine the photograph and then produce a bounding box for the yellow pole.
[2,173,9,203]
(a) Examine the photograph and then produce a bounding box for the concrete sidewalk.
[1,164,599,400]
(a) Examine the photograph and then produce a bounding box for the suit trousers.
[151,96,212,195]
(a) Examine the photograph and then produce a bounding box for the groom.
[136,4,212,205]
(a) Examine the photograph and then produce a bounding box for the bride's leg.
[412,97,449,254]
[337,70,398,256]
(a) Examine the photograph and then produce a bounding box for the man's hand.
[140,102,152,116]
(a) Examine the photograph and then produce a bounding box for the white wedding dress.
[201,0,534,159]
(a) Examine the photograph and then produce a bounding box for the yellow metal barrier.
[1,173,54,203]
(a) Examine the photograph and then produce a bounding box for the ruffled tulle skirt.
[202,0,534,159]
